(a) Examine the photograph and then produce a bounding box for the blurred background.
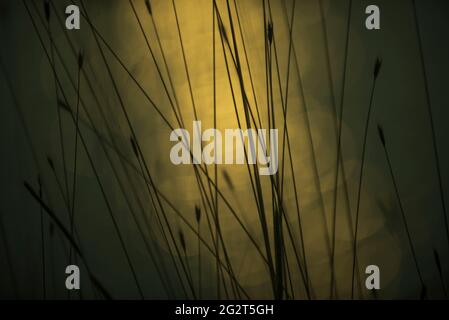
[0,0,449,299]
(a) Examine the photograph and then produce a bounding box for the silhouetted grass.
[1,0,444,301]
[377,124,426,297]
[412,0,449,260]
[351,57,382,299]
[24,181,112,300]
